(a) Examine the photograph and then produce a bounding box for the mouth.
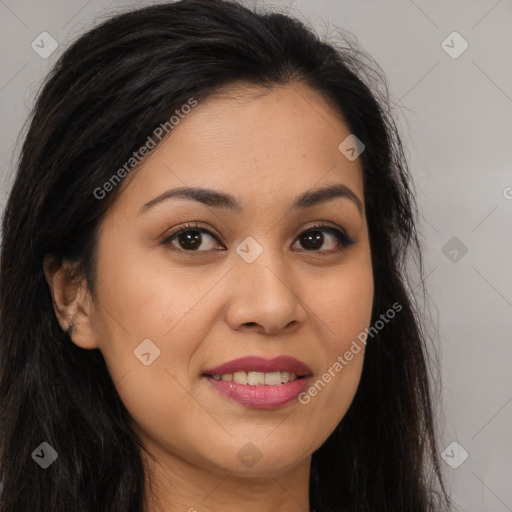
[207,370,302,385]
[202,356,312,409]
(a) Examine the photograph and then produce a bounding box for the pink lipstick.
[202,356,312,409]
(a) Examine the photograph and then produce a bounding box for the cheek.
[297,251,373,432]
[91,236,215,392]
[92,250,218,455]
[92,236,214,354]
[332,271,373,349]
[313,251,374,354]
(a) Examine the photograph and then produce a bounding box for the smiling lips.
[202,356,312,409]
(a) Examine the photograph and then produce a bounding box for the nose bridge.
[236,233,291,294]
[225,236,306,333]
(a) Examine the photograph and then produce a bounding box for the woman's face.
[82,82,373,477]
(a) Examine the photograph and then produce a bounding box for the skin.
[45,82,374,512]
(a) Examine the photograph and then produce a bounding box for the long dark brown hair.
[0,1,451,510]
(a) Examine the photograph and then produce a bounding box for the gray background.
[1,0,511,510]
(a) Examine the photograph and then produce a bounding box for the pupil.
[179,230,202,250]
[303,231,323,250]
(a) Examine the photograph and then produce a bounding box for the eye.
[291,222,354,253]
[161,221,354,254]
[161,222,222,252]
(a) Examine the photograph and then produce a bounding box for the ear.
[43,254,99,349]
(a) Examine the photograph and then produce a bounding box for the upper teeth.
[211,371,298,385]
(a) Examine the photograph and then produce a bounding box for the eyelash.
[161,221,355,255]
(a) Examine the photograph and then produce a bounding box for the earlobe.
[43,254,99,350]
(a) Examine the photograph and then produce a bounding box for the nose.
[224,249,307,336]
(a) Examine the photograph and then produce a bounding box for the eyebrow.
[139,183,363,216]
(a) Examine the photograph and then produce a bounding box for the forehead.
[114,82,364,214]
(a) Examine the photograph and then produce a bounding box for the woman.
[0,0,451,510]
